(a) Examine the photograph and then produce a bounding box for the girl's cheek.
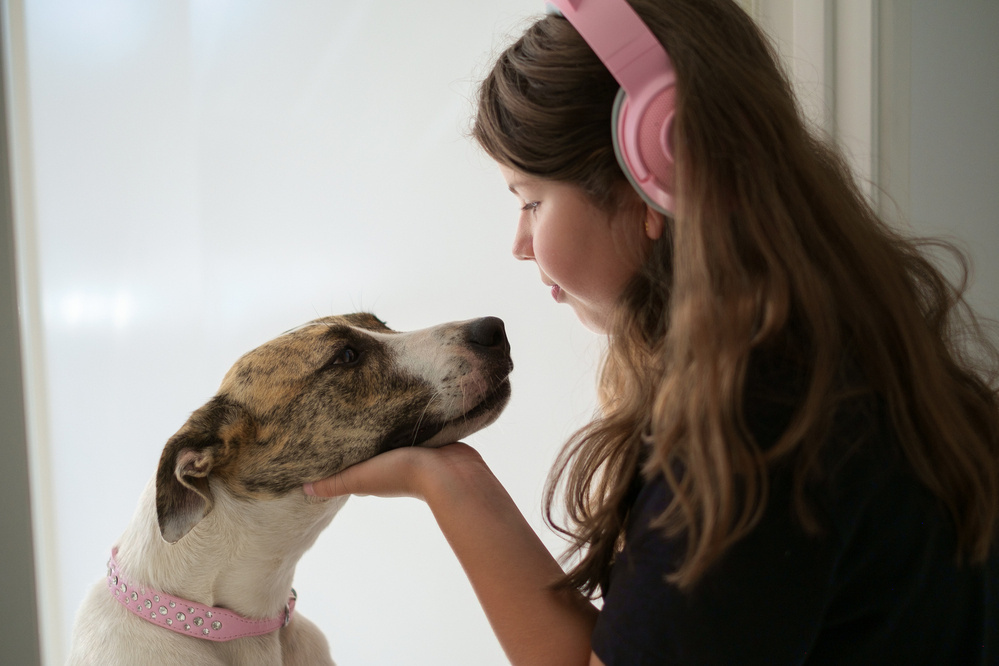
[537,240,579,288]
[531,228,559,271]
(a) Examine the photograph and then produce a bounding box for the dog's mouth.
[378,378,512,452]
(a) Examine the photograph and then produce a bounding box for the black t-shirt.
[592,390,998,664]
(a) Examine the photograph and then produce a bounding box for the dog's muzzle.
[378,317,513,452]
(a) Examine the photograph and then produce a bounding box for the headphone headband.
[546,0,674,95]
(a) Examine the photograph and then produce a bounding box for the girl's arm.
[305,442,598,666]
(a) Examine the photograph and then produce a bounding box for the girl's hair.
[473,0,999,594]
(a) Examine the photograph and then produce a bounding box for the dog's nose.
[467,316,510,355]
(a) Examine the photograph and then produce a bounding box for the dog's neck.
[114,477,345,620]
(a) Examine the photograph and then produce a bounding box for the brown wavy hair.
[473,0,999,595]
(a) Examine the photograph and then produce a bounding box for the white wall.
[906,0,999,321]
[8,2,602,664]
[8,1,997,664]
[753,0,997,323]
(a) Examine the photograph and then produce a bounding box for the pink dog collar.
[106,548,296,642]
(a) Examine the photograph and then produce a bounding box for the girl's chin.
[570,304,612,335]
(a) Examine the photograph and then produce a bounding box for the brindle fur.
[156,312,512,542]
[69,313,512,666]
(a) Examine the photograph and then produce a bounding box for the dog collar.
[106,548,296,642]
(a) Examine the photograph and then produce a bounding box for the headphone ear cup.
[612,86,677,215]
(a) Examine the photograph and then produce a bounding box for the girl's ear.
[645,206,665,241]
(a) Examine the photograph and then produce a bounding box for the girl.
[305,0,999,663]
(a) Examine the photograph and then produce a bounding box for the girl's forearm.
[424,459,598,665]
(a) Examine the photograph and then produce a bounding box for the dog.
[68,312,512,665]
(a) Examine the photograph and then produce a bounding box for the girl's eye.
[331,347,359,365]
[520,201,540,212]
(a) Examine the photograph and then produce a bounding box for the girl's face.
[500,165,652,333]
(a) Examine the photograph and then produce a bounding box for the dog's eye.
[330,347,359,366]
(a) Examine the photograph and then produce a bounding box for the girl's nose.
[512,219,533,261]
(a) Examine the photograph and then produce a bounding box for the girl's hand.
[304,441,598,665]
[303,442,488,502]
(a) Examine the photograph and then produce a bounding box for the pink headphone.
[546,0,677,214]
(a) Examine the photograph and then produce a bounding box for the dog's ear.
[155,396,247,544]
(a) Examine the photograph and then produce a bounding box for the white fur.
[68,478,346,666]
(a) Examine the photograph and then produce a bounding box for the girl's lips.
[551,284,561,302]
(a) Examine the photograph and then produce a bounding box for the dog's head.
[155,313,512,543]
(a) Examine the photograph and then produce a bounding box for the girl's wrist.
[419,443,501,509]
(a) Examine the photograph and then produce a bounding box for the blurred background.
[2,1,996,664]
